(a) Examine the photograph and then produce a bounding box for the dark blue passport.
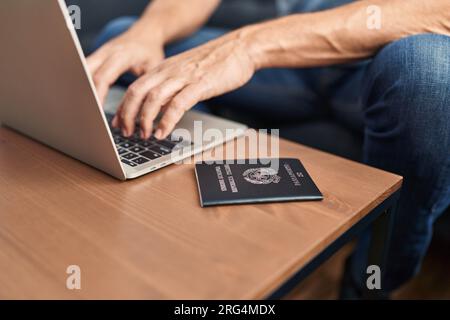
[194,158,323,207]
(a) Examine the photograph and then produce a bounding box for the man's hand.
[87,29,165,105]
[113,30,256,140]
[86,0,221,107]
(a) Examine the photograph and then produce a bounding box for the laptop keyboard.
[105,114,191,168]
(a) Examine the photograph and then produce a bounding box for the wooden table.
[0,126,402,299]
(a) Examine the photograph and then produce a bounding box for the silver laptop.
[0,0,247,180]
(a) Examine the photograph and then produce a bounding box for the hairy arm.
[246,0,450,69]
[115,0,450,139]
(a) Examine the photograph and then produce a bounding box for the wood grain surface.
[0,127,402,299]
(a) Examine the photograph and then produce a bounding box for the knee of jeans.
[92,16,138,51]
[362,34,450,136]
[363,34,450,104]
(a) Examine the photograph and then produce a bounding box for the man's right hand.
[86,29,165,106]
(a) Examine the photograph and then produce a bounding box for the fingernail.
[154,129,162,140]
[122,129,128,137]
[140,129,145,139]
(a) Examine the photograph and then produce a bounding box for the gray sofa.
[68,0,276,53]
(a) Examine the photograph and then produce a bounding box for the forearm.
[129,0,221,45]
[243,0,450,69]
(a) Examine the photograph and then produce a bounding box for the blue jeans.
[94,17,450,295]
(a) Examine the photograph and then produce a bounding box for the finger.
[93,55,133,105]
[118,73,166,136]
[112,104,122,128]
[86,45,110,75]
[156,83,205,139]
[140,79,186,139]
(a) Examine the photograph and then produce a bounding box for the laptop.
[0,0,247,180]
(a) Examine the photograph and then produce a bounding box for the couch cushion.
[66,0,276,51]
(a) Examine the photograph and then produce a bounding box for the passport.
[194,158,323,207]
